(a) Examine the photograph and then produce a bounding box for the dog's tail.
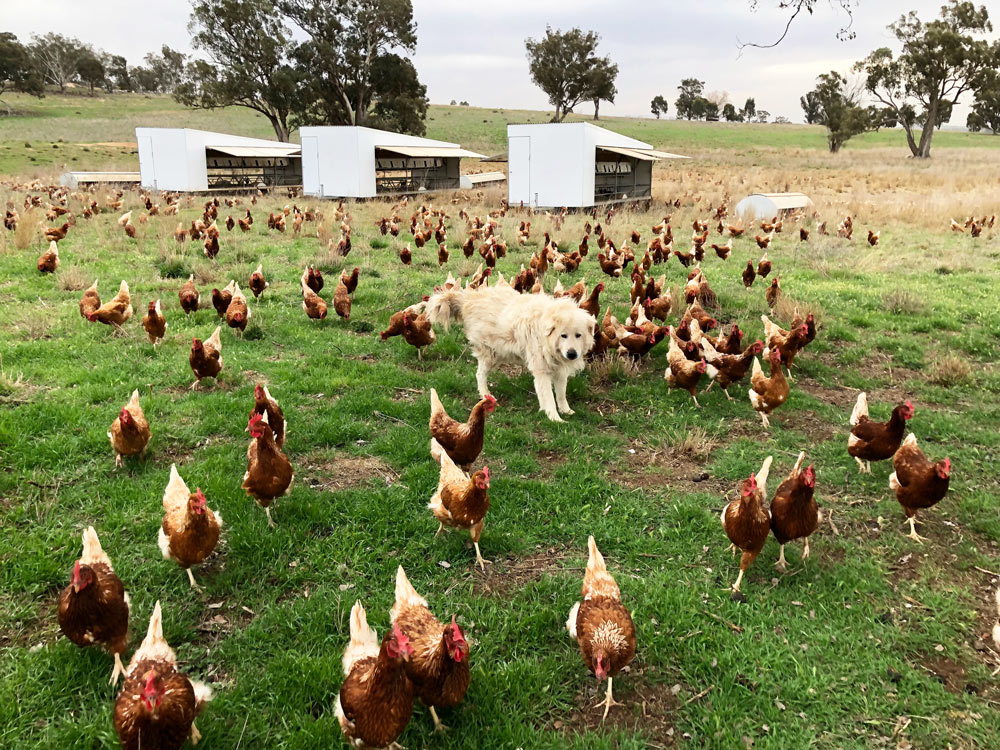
[425,286,465,331]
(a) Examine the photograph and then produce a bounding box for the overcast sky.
[5,1,997,124]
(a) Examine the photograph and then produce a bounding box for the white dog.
[427,284,595,421]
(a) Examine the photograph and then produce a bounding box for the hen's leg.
[429,706,448,732]
[110,652,125,685]
[473,542,490,571]
[906,516,927,543]
[265,506,276,529]
[853,456,866,474]
[189,379,200,391]
[775,545,787,571]
[723,386,733,401]
[802,538,811,560]
[190,722,202,745]
[593,677,623,721]
[434,522,445,537]
[186,568,200,589]
[114,453,123,469]
[732,569,745,592]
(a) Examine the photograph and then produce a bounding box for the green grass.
[1,91,999,177]
[1,95,1000,748]
[2,193,999,749]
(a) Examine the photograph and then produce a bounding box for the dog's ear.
[547,325,557,338]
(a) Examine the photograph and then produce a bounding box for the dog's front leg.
[532,373,562,422]
[554,371,574,415]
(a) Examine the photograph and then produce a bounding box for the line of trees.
[0,31,189,101]
[801,1,999,156]
[0,1,430,143]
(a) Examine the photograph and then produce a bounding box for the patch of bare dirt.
[795,379,855,410]
[551,666,679,744]
[619,439,728,495]
[300,452,399,492]
[391,386,424,402]
[783,408,840,443]
[476,545,573,598]
[920,654,969,695]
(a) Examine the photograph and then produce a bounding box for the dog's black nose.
[566,349,578,360]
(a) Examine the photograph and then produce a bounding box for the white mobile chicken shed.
[135,128,302,192]
[734,192,814,221]
[299,126,486,199]
[506,122,687,209]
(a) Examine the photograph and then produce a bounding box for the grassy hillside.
[1,92,998,178]
[1,92,999,749]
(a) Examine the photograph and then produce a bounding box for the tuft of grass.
[56,266,88,291]
[883,289,925,315]
[14,210,39,250]
[156,254,190,279]
[669,425,719,460]
[586,351,641,386]
[927,354,973,385]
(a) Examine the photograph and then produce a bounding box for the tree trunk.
[913,99,937,158]
[829,138,841,153]
[593,99,600,120]
[552,103,562,123]
[267,113,290,143]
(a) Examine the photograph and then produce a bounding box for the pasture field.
[1,97,1000,748]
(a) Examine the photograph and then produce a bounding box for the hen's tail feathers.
[133,600,175,667]
[81,526,112,568]
[191,680,214,711]
[343,601,379,675]
[126,388,141,412]
[901,432,918,448]
[586,535,607,577]
[566,601,581,639]
[757,455,774,494]
[206,325,222,350]
[163,464,190,512]
[791,451,806,476]
[392,566,428,618]
[425,287,464,331]
[429,387,444,420]
[850,392,869,426]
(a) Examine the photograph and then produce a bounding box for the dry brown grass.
[651,147,1000,231]
[773,294,824,326]
[14,209,40,250]
[56,266,89,291]
[927,354,973,386]
[669,426,719,461]
[587,351,641,386]
[883,289,926,316]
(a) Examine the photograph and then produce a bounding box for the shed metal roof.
[597,146,689,161]
[206,145,301,157]
[376,145,485,159]
[464,171,507,184]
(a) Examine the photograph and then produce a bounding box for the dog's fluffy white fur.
[427,284,595,421]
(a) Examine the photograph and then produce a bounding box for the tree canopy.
[800,70,872,152]
[75,55,105,96]
[587,57,618,120]
[525,26,617,122]
[967,70,1000,133]
[650,95,668,119]
[30,33,89,93]
[282,0,426,134]
[855,1,997,158]
[675,78,705,120]
[176,0,298,141]
[0,33,44,101]
[742,1,858,49]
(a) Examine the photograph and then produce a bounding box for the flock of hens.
[7,182,998,750]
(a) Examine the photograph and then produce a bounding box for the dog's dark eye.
[575,333,581,338]
[561,333,568,339]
